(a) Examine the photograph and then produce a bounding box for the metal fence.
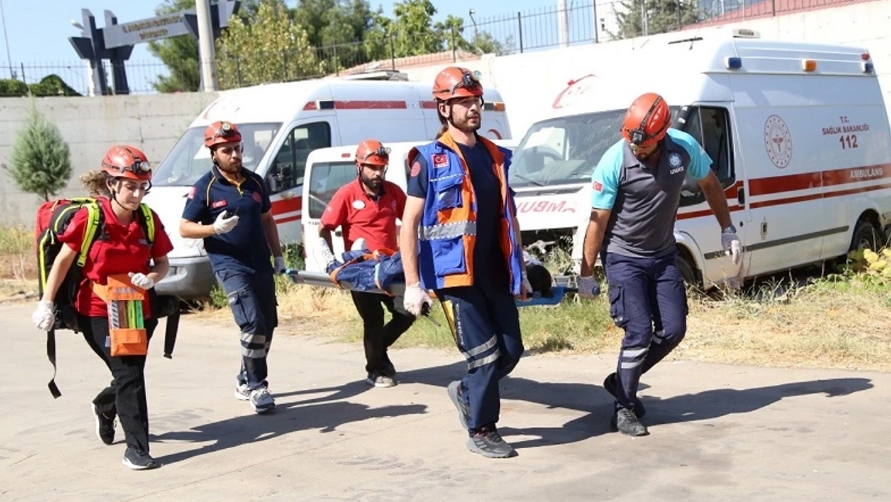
[0,0,874,96]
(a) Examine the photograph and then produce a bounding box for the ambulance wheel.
[676,253,700,289]
[849,219,881,253]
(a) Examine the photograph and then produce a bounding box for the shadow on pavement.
[642,377,874,426]
[153,384,427,465]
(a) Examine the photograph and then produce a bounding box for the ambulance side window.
[266,122,332,194]
[679,106,734,206]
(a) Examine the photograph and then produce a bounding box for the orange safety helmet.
[622,93,672,147]
[355,139,390,167]
[432,67,483,102]
[100,145,152,181]
[204,121,242,149]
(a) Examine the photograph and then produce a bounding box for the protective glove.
[32,300,55,331]
[128,272,155,290]
[578,275,601,300]
[520,271,533,299]
[273,256,286,274]
[403,282,433,317]
[213,211,239,235]
[316,238,337,269]
[721,231,743,265]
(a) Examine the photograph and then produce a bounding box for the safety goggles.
[357,145,391,162]
[103,158,151,175]
[436,72,482,97]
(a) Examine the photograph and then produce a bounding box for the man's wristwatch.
[722,224,738,234]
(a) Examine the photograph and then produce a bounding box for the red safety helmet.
[622,93,672,147]
[100,145,152,181]
[432,67,483,102]
[355,139,390,167]
[204,121,242,149]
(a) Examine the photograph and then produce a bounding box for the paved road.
[1,303,889,501]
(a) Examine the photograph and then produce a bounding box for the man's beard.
[452,113,481,134]
[361,173,382,191]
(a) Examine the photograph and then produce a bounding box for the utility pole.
[0,0,13,78]
[557,0,570,47]
[196,0,217,91]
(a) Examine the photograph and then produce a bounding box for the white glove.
[578,275,601,300]
[128,272,154,290]
[273,256,286,274]
[213,211,239,234]
[520,271,533,298]
[32,300,55,331]
[721,231,743,265]
[403,283,433,317]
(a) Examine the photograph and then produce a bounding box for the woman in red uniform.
[32,145,174,470]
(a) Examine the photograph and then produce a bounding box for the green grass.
[0,225,33,280]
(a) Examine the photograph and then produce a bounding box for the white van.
[145,79,511,299]
[508,31,891,288]
[301,138,518,273]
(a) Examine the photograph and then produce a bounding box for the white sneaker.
[250,387,275,413]
[234,382,251,401]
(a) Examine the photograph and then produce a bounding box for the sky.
[0,0,566,94]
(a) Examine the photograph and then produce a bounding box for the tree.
[293,0,382,72]
[4,98,72,201]
[435,15,472,53]
[612,0,702,40]
[216,0,324,89]
[0,79,29,97]
[148,0,200,93]
[29,75,81,97]
[470,32,513,56]
[390,0,443,57]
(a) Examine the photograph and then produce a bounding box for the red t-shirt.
[57,198,174,318]
[320,180,406,252]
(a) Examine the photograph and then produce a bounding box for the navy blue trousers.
[437,285,524,434]
[602,251,688,411]
[215,269,278,390]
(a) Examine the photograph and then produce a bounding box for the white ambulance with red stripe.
[509,30,891,288]
[146,77,510,299]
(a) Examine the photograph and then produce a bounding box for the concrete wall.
[0,93,218,226]
[399,0,891,142]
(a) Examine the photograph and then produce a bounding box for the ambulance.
[508,30,891,288]
[301,138,518,273]
[145,78,511,299]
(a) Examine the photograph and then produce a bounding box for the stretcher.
[282,269,575,308]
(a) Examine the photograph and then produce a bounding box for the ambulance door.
[676,105,752,286]
[264,120,339,246]
[302,154,356,272]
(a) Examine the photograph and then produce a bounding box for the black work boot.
[603,372,646,418]
[611,408,649,437]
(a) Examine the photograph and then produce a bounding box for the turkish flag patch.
[410,161,422,177]
[187,186,197,199]
[432,154,448,168]
[211,200,228,209]
[593,181,603,193]
[252,192,262,203]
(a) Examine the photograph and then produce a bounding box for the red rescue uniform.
[59,197,173,318]
[320,179,407,252]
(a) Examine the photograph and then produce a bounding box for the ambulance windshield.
[152,123,282,187]
[510,108,679,189]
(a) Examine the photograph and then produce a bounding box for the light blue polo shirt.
[590,128,712,258]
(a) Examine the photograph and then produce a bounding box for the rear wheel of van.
[849,219,882,253]
[676,252,701,291]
